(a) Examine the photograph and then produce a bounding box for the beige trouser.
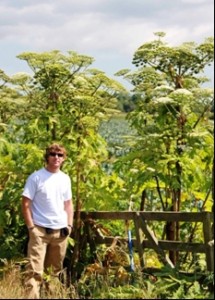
[24,225,68,299]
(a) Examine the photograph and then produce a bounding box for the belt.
[45,227,69,237]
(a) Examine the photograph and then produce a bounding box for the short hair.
[44,143,67,163]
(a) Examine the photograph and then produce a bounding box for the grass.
[0,264,26,299]
[0,259,213,299]
[0,260,76,299]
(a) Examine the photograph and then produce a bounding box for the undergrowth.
[0,259,214,299]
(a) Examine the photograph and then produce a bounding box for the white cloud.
[0,0,213,85]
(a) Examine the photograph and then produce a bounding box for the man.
[22,143,74,299]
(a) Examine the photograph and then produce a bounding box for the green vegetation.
[0,260,214,299]
[0,33,214,298]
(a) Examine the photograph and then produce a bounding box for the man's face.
[47,151,65,168]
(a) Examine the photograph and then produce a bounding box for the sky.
[0,0,214,88]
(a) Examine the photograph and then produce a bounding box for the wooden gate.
[80,211,214,272]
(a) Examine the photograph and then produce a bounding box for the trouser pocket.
[60,227,69,237]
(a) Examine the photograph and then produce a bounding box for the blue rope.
[128,229,135,272]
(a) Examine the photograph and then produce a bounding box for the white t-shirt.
[22,167,72,229]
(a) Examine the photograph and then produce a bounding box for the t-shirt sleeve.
[64,175,72,201]
[22,175,37,201]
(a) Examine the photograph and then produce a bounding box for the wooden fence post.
[202,212,214,271]
[133,212,145,268]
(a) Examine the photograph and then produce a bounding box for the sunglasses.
[49,152,64,157]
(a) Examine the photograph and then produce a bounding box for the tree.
[115,33,214,264]
[0,51,127,278]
